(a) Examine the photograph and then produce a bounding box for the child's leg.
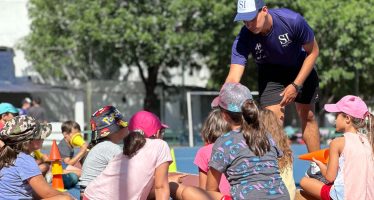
[299,177,325,199]
[66,165,82,176]
[166,173,207,200]
[181,186,213,200]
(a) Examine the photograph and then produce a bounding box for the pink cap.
[128,111,168,138]
[324,95,368,119]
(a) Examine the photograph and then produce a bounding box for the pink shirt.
[194,144,231,195]
[330,132,374,200]
[84,139,172,200]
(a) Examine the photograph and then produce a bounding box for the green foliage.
[21,0,374,110]
[298,0,374,99]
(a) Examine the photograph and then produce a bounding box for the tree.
[21,0,231,111]
[199,0,374,126]
[20,0,374,115]
[298,0,374,99]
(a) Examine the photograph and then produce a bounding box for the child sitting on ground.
[260,109,296,200]
[58,120,89,189]
[0,103,50,176]
[300,95,374,200]
[194,108,231,196]
[83,110,172,200]
[79,106,128,193]
[207,83,289,200]
[0,116,72,200]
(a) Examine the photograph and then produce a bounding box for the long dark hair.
[0,141,31,169]
[201,109,231,144]
[123,131,146,158]
[223,100,270,156]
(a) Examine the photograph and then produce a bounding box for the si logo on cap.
[237,0,257,13]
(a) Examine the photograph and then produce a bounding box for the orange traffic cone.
[49,140,65,191]
[299,148,330,164]
[49,140,61,161]
[52,174,64,191]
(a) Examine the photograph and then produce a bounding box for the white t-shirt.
[79,140,122,187]
[84,139,172,200]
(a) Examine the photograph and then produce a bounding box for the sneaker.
[45,170,53,183]
[305,162,329,184]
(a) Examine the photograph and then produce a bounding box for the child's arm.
[206,168,224,200]
[29,174,72,199]
[154,162,170,200]
[198,169,208,189]
[63,143,88,166]
[314,137,344,183]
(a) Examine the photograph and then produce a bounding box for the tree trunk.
[143,66,160,115]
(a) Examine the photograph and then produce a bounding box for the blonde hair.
[348,112,374,157]
[260,109,293,172]
[200,108,230,144]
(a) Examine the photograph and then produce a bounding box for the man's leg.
[295,103,320,152]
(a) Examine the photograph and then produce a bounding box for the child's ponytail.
[123,131,146,158]
[241,100,270,156]
[367,113,374,157]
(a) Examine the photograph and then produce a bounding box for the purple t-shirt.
[231,8,314,69]
[0,152,41,199]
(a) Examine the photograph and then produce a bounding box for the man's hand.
[279,84,298,107]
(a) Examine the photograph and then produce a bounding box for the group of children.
[0,82,373,200]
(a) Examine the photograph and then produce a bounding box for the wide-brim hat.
[0,116,52,145]
[90,106,128,140]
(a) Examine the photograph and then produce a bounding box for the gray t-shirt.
[209,130,289,200]
[28,106,47,122]
[79,141,122,187]
[58,139,74,160]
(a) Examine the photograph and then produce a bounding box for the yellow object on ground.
[169,148,177,172]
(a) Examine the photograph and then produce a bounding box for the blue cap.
[0,103,18,115]
[234,0,265,22]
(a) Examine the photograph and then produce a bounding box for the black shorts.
[258,65,319,107]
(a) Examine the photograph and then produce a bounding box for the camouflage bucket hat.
[90,105,128,141]
[0,116,52,145]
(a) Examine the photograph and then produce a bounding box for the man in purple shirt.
[226,0,320,152]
